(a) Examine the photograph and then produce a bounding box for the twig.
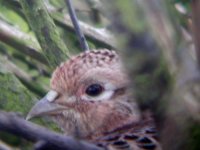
[0,56,48,96]
[65,0,89,51]
[0,20,47,65]
[0,56,32,82]
[53,14,115,49]
[191,0,200,68]
[0,111,101,150]
[3,0,115,50]
[43,1,115,49]
[0,140,15,150]
[20,0,70,68]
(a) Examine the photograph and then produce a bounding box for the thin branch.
[0,140,15,150]
[53,14,115,49]
[20,0,70,68]
[0,56,32,82]
[0,19,48,65]
[2,55,49,95]
[191,0,200,68]
[0,111,101,150]
[3,0,115,50]
[43,2,116,49]
[65,0,89,51]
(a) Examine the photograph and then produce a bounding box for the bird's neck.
[54,101,140,138]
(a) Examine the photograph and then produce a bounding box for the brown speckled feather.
[90,111,161,150]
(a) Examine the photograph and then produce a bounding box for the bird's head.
[27,49,140,136]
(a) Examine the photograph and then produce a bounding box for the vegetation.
[0,0,199,150]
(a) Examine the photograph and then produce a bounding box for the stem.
[0,111,101,150]
[20,0,70,68]
[191,0,200,68]
[65,0,89,51]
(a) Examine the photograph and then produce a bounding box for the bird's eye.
[85,84,103,96]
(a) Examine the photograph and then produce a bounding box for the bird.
[27,49,161,150]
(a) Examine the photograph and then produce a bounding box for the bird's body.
[91,111,160,150]
[27,49,161,150]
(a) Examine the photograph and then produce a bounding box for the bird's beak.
[26,90,66,120]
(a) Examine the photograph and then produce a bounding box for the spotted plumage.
[91,111,161,150]
[27,49,161,150]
